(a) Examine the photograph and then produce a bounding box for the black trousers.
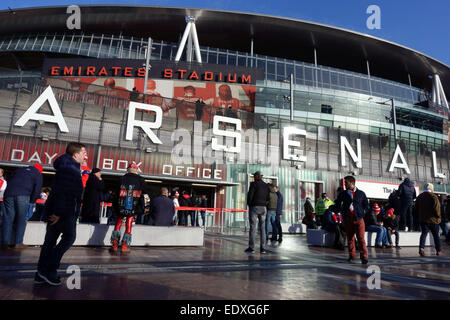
[37,214,77,278]
[399,203,414,231]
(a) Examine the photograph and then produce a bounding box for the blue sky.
[2,0,449,65]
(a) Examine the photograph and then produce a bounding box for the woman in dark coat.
[80,168,104,223]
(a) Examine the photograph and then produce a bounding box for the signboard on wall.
[354,180,420,200]
[0,134,226,181]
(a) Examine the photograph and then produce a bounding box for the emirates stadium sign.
[42,58,264,85]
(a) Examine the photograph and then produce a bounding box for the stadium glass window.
[238,55,247,67]
[161,45,172,60]
[208,52,218,64]
[346,75,354,88]
[228,54,236,66]
[286,64,294,78]
[257,59,266,69]
[267,61,275,74]
[322,70,330,88]
[276,62,285,78]
[355,78,364,92]
[321,104,333,114]
[295,66,304,84]
[218,53,227,65]
[304,67,313,86]
[201,51,208,62]
[338,73,346,89]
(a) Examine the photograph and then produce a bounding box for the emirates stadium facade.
[0,5,448,227]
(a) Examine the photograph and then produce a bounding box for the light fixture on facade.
[192,183,217,188]
[145,147,153,153]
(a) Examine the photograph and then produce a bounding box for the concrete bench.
[22,222,204,247]
[306,228,437,247]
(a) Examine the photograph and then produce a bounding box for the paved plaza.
[0,231,449,300]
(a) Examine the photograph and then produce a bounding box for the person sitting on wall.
[322,205,346,250]
[383,208,401,249]
[302,197,318,229]
[147,187,175,226]
[364,203,391,249]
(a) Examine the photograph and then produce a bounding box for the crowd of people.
[299,176,449,263]
[0,144,449,283]
[245,171,284,254]
[0,145,212,255]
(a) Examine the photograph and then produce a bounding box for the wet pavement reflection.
[0,231,449,300]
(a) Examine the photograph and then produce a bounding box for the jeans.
[2,195,29,245]
[386,229,400,246]
[366,225,389,245]
[195,211,205,226]
[26,203,35,221]
[0,201,4,224]
[37,214,77,278]
[177,211,185,225]
[248,206,266,250]
[419,223,441,252]
[187,211,195,226]
[265,210,276,240]
[272,214,282,240]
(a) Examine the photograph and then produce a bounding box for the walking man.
[415,183,442,256]
[35,142,86,285]
[245,171,270,254]
[334,176,370,264]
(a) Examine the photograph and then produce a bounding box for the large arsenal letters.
[13,85,447,178]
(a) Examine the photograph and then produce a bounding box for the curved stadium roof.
[0,5,448,96]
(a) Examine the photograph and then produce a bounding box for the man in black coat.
[397,178,417,231]
[333,176,370,264]
[245,171,270,254]
[179,191,194,226]
[80,168,104,224]
[35,142,86,286]
[148,187,175,226]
